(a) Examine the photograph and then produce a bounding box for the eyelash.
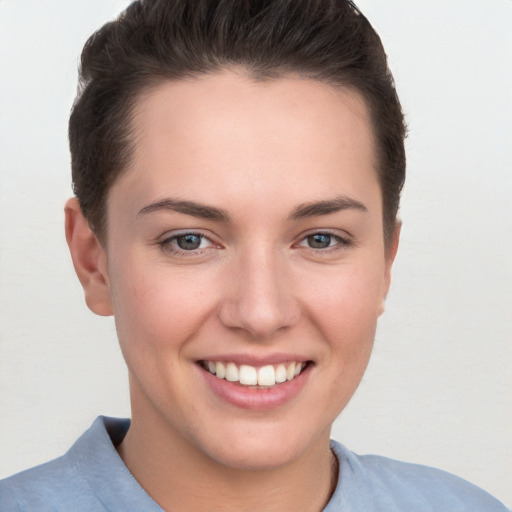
[157,230,353,256]
[157,231,215,255]
[295,231,353,254]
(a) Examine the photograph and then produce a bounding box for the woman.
[0,1,508,510]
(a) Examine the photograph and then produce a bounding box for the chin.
[188,418,330,471]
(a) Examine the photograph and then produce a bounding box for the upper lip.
[197,353,311,366]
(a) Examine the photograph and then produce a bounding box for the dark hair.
[69,0,406,245]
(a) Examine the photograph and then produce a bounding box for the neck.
[117,402,338,512]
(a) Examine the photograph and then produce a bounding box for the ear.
[379,221,401,316]
[65,198,113,316]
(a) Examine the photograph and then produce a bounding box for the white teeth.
[215,361,226,379]
[275,364,287,383]
[258,365,276,386]
[204,360,307,387]
[225,362,239,382]
[239,365,258,385]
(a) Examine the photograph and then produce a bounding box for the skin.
[65,70,399,512]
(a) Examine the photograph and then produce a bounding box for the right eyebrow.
[137,198,231,221]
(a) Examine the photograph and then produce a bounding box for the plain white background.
[1,0,511,506]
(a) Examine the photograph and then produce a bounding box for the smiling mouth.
[199,360,311,387]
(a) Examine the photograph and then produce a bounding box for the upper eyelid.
[295,228,352,241]
[156,231,209,246]
[158,229,215,242]
[298,234,347,245]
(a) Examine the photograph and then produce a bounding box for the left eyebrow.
[288,196,368,220]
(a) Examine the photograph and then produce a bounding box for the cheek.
[108,260,218,355]
[303,262,384,374]
[305,262,384,328]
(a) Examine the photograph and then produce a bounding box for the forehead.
[114,71,379,216]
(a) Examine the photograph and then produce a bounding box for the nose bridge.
[219,243,299,339]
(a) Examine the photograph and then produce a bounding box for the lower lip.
[199,364,312,411]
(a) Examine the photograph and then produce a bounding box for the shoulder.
[0,416,156,512]
[0,454,94,511]
[328,440,509,512]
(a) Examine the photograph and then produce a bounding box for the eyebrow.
[137,195,367,222]
[289,196,368,220]
[137,198,231,221]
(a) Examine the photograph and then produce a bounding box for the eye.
[158,232,215,254]
[296,231,351,251]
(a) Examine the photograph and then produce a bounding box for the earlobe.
[64,198,113,316]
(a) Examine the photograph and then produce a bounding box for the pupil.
[308,234,331,249]
[177,234,201,250]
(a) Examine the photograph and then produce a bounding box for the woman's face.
[101,71,397,469]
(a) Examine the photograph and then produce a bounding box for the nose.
[218,249,300,340]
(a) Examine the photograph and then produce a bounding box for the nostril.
[218,296,300,340]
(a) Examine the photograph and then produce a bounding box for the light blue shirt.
[0,416,508,511]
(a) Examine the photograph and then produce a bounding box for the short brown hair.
[69,0,406,245]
